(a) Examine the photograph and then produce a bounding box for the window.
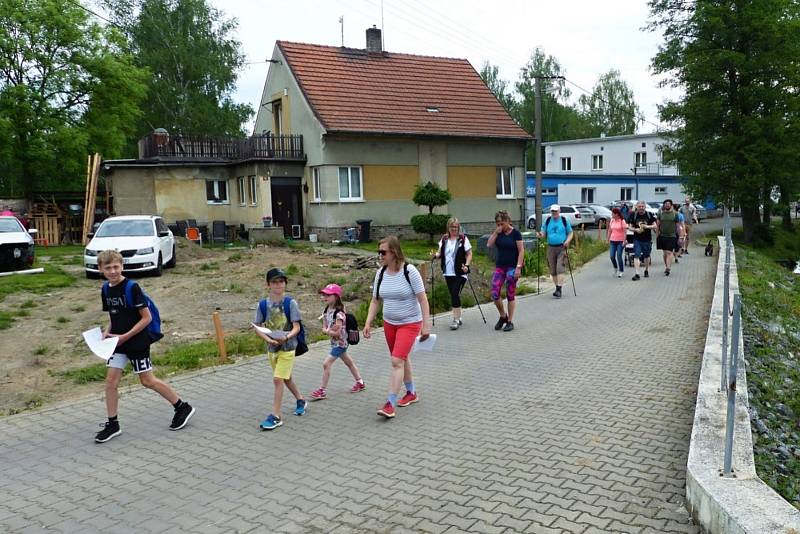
[155,218,169,234]
[542,187,557,195]
[655,186,667,195]
[272,100,283,135]
[312,168,321,201]
[591,154,603,170]
[248,176,258,206]
[581,187,596,204]
[338,166,363,201]
[620,187,633,201]
[496,167,513,197]
[560,157,571,171]
[237,177,245,206]
[206,180,228,204]
[635,152,647,167]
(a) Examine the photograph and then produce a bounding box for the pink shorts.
[383,321,422,360]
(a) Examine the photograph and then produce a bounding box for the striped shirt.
[373,264,425,325]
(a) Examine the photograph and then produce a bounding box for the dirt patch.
[0,241,390,414]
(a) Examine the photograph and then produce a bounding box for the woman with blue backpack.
[308,283,365,401]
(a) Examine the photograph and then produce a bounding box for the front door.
[270,178,303,238]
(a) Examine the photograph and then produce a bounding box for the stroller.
[624,230,636,267]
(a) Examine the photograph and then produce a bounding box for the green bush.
[355,300,382,328]
[411,214,450,240]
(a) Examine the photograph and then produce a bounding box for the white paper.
[82,327,118,361]
[412,334,437,352]
[251,323,288,340]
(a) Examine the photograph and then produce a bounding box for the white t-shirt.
[443,236,472,277]
[372,264,425,324]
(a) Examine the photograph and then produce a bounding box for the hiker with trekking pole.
[536,205,574,299]
[487,210,524,332]
[432,218,478,330]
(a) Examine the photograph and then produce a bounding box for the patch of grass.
[355,300,382,328]
[736,223,800,508]
[337,239,437,261]
[70,304,86,312]
[56,316,70,324]
[227,252,243,263]
[285,264,299,275]
[34,346,49,356]
[15,309,30,317]
[21,299,36,308]
[0,264,75,302]
[0,311,15,329]
[200,262,218,271]
[226,283,244,294]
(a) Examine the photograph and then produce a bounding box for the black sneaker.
[632,274,640,281]
[554,288,562,299]
[684,250,690,255]
[674,257,679,264]
[170,402,196,430]
[665,268,671,276]
[644,269,649,278]
[503,322,514,332]
[494,316,507,331]
[95,421,121,443]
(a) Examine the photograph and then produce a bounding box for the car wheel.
[527,219,535,229]
[153,254,163,277]
[165,246,176,268]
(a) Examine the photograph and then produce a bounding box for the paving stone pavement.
[0,226,723,533]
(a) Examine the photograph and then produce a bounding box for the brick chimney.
[366,25,382,52]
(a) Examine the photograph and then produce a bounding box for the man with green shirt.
[656,199,679,277]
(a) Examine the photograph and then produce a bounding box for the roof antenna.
[339,16,344,47]
[381,0,385,49]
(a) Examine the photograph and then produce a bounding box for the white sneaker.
[617,272,623,278]
[449,319,460,330]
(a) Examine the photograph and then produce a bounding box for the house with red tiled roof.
[253,27,531,239]
[103,28,531,241]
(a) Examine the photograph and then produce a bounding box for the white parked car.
[0,216,37,272]
[526,205,588,229]
[84,215,175,278]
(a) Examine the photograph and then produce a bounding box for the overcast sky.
[210,0,678,134]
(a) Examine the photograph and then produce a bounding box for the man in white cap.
[536,205,573,298]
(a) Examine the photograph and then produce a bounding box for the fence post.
[723,293,742,476]
[212,311,228,363]
[720,206,731,392]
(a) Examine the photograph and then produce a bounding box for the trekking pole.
[465,272,487,324]
[536,239,541,295]
[565,246,577,296]
[430,257,436,327]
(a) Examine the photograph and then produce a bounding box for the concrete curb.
[685,235,800,532]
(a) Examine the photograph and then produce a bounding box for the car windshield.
[0,219,23,232]
[95,220,154,237]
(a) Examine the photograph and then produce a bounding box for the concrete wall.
[544,134,679,175]
[685,236,800,532]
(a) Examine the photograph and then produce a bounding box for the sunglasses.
[378,249,389,256]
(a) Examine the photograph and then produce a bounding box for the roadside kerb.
[685,235,800,532]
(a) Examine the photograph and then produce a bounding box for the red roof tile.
[277,41,532,141]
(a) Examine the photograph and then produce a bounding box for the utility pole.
[533,75,564,229]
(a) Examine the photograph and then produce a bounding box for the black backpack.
[375,263,412,298]
[324,306,360,345]
[545,216,568,230]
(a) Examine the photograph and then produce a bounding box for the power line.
[64,0,125,31]
[563,77,665,132]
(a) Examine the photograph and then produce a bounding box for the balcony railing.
[638,162,680,175]
[139,133,305,161]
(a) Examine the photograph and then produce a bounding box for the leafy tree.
[578,69,641,137]
[649,0,800,243]
[479,61,517,115]
[0,0,147,195]
[411,182,451,242]
[105,0,253,143]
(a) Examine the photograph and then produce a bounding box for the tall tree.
[479,61,517,115]
[578,69,641,137]
[649,0,800,243]
[106,0,253,142]
[0,0,147,195]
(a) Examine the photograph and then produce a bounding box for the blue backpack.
[258,296,308,355]
[102,279,164,343]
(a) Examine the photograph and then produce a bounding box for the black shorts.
[657,236,677,251]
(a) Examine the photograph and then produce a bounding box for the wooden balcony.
[138,133,305,162]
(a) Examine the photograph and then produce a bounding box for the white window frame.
[338,166,363,202]
[206,179,229,204]
[634,151,647,168]
[654,186,667,195]
[542,187,557,195]
[496,167,514,198]
[620,187,633,201]
[581,187,596,204]
[560,157,571,171]
[248,176,258,206]
[237,177,246,206]
[591,154,603,171]
[312,167,322,202]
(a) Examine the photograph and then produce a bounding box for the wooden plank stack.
[30,200,62,246]
[82,154,101,245]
